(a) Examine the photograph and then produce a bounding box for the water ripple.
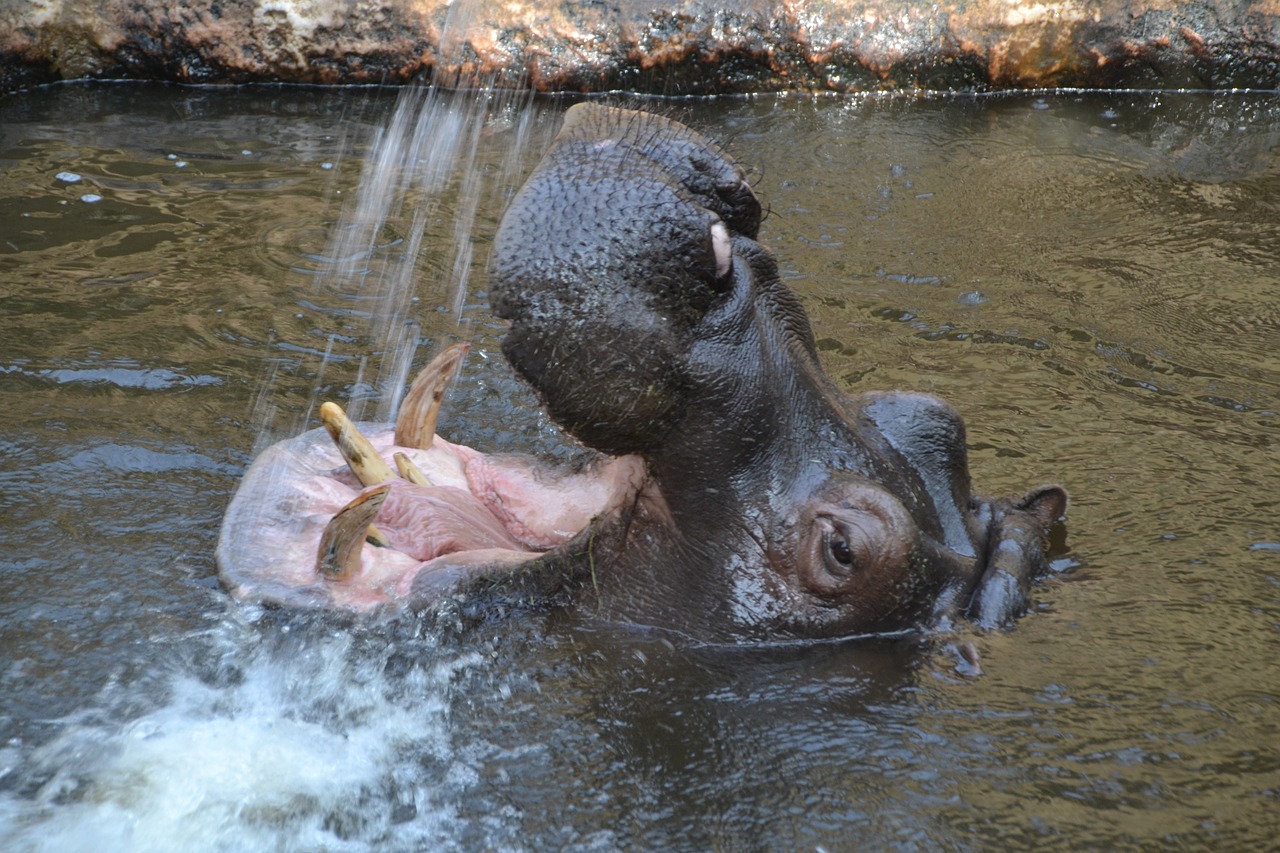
[0,360,221,390]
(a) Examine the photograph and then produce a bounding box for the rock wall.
[3,0,1279,94]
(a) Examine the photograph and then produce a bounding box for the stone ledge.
[2,1,1279,95]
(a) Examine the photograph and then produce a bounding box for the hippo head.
[487,104,1067,641]
[217,104,1066,644]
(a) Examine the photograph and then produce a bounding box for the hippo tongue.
[371,480,531,562]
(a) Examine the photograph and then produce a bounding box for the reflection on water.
[0,84,1278,850]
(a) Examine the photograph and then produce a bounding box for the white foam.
[0,617,488,852]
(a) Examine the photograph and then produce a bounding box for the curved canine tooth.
[320,401,396,486]
[394,451,432,486]
[395,342,471,449]
[316,484,391,581]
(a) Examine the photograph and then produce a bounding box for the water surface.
[0,83,1277,850]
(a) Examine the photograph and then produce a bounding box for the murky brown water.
[1,83,1277,850]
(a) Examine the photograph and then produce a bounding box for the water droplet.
[175,161,188,168]
[1031,99,1051,110]
[55,171,82,183]
[957,291,988,305]
[321,162,334,170]
[80,193,103,203]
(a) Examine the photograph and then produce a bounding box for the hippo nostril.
[711,220,732,284]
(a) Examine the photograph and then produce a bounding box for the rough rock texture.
[2,1,1279,95]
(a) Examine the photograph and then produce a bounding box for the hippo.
[217,104,1067,643]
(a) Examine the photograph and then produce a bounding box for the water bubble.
[174,161,188,168]
[1031,99,1051,111]
[55,171,82,183]
[321,162,334,170]
[80,193,103,203]
[957,291,989,306]
[167,153,177,160]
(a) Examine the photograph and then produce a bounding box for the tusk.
[395,342,471,449]
[316,484,391,581]
[365,524,390,548]
[320,401,396,487]
[394,451,432,486]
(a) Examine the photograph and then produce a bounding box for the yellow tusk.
[394,451,432,486]
[316,484,391,581]
[365,524,390,548]
[395,342,471,449]
[320,400,396,487]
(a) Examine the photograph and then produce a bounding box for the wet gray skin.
[219,104,1067,643]
[487,104,1067,642]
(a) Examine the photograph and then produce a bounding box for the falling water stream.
[0,83,1278,850]
[256,79,537,433]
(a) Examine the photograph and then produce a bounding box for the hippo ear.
[968,485,1068,631]
[1016,485,1068,532]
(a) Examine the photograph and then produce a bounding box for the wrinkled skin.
[217,104,1067,643]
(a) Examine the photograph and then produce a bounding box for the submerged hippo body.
[217,104,1067,643]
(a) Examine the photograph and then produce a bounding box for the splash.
[0,58,544,846]
[0,611,489,852]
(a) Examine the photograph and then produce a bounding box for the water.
[1,83,1278,850]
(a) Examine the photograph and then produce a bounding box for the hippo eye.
[804,514,880,597]
[822,526,858,575]
[829,536,854,567]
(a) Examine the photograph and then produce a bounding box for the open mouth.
[216,344,644,612]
